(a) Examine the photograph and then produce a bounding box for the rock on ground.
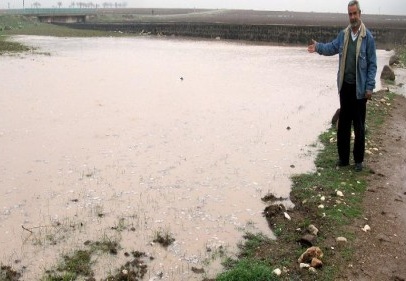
[381,65,396,81]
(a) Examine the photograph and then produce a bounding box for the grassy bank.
[0,14,129,55]
[0,14,129,37]
[213,90,396,281]
[0,36,31,54]
[396,45,406,66]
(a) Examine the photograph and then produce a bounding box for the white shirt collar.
[351,25,361,41]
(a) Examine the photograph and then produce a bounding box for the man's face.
[348,4,361,28]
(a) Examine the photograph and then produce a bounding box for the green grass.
[59,250,93,276]
[293,126,369,226]
[86,235,120,255]
[216,259,278,281]
[0,14,125,37]
[0,14,31,28]
[0,36,31,54]
[42,272,77,281]
[42,250,93,281]
[41,235,122,280]
[237,233,273,258]
[0,265,22,281]
[153,228,175,247]
[396,45,406,65]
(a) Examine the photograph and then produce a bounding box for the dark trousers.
[338,82,367,164]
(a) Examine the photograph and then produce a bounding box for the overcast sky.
[2,0,406,15]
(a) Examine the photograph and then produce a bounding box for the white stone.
[362,225,371,232]
[284,212,291,220]
[300,263,310,268]
[336,237,348,243]
[336,191,344,197]
[273,268,282,276]
[308,224,319,236]
[318,204,324,209]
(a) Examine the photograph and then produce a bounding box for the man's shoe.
[336,160,349,167]
[355,163,363,172]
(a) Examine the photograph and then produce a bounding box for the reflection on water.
[0,36,392,280]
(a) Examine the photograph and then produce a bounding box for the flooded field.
[0,36,392,280]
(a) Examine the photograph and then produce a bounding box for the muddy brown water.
[0,36,392,280]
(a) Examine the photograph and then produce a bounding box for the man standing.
[308,0,377,171]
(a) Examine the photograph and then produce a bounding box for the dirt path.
[339,76,406,280]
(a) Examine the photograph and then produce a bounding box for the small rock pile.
[296,224,324,273]
[298,246,324,272]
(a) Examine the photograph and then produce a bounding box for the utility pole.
[23,0,25,9]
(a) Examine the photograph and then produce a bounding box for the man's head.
[348,0,361,29]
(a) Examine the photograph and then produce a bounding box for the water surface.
[0,36,391,280]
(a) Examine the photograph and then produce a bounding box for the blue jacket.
[315,22,377,99]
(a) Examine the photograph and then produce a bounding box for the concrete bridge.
[6,8,96,23]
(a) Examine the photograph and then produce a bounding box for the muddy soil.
[338,82,406,280]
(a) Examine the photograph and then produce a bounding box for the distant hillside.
[85,9,406,29]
